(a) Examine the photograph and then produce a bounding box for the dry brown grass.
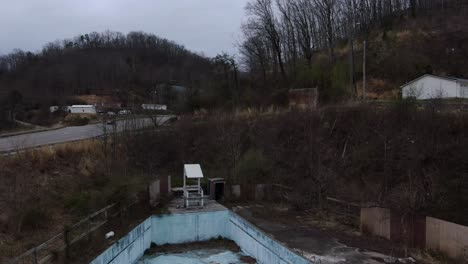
[191,106,288,121]
[0,135,157,261]
[233,106,286,118]
[0,139,107,257]
[64,113,97,119]
[54,139,103,157]
[1,139,103,168]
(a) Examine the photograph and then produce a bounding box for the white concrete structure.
[183,164,204,208]
[142,104,167,111]
[401,74,468,100]
[90,211,310,264]
[67,105,97,114]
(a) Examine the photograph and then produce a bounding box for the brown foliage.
[121,105,468,223]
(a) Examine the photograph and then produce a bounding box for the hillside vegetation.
[0,140,151,259]
[364,12,468,98]
[239,0,468,101]
[0,2,467,112]
[0,31,213,104]
[1,103,467,260]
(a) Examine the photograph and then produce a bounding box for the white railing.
[200,189,204,207]
[184,190,190,208]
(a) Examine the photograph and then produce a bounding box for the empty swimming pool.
[90,209,309,264]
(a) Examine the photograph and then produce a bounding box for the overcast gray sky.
[0,0,250,57]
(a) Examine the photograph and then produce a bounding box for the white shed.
[67,105,97,114]
[401,74,468,100]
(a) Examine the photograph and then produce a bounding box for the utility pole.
[363,40,367,101]
[349,2,359,97]
[350,31,356,96]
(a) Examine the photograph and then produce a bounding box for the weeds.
[1,103,468,260]
[63,115,90,126]
[21,207,51,231]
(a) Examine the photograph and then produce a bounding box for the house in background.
[401,74,468,100]
[67,105,97,114]
[142,104,167,111]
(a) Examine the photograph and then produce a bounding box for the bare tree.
[313,0,338,60]
[292,0,319,66]
[246,0,287,80]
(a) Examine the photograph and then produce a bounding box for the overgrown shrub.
[119,105,468,224]
[234,149,272,185]
[21,207,50,231]
[64,191,92,216]
[64,115,90,126]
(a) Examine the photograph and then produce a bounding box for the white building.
[401,74,468,100]
[142,104,167,111]
[67,105,97,114]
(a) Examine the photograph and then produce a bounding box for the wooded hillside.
[239,0,468,100]
[1,1,468,109]
[0,31,213,104]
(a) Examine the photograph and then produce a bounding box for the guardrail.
[1,115,177,155]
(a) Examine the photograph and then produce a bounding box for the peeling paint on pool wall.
[139,249,252,264]
[151,211,229,245]
[90,210,309,264]
[90,218,152,264]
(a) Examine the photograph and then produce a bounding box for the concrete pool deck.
[233,205,414,264]
[90,199,413,264]
[167,197,227,214]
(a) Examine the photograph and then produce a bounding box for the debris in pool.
[138,249,256,264]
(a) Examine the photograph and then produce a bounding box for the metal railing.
[183,189,204,208]
[9,203,127,264]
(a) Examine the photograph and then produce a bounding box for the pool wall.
[228,212,309,264]
[90,210,309,264]
[151,210,229,245]
[90,218,152,264]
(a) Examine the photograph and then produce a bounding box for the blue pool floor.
[137,248,255,264]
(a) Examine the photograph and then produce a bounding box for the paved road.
[0,116,172,153]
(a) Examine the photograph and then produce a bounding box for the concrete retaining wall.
[361,208,468,260]
[90,210,308,264]
[148,180,160,207]
[426,217,468,259]
[360,207,390,239]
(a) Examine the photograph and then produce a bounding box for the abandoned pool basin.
[90,209,310,264]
